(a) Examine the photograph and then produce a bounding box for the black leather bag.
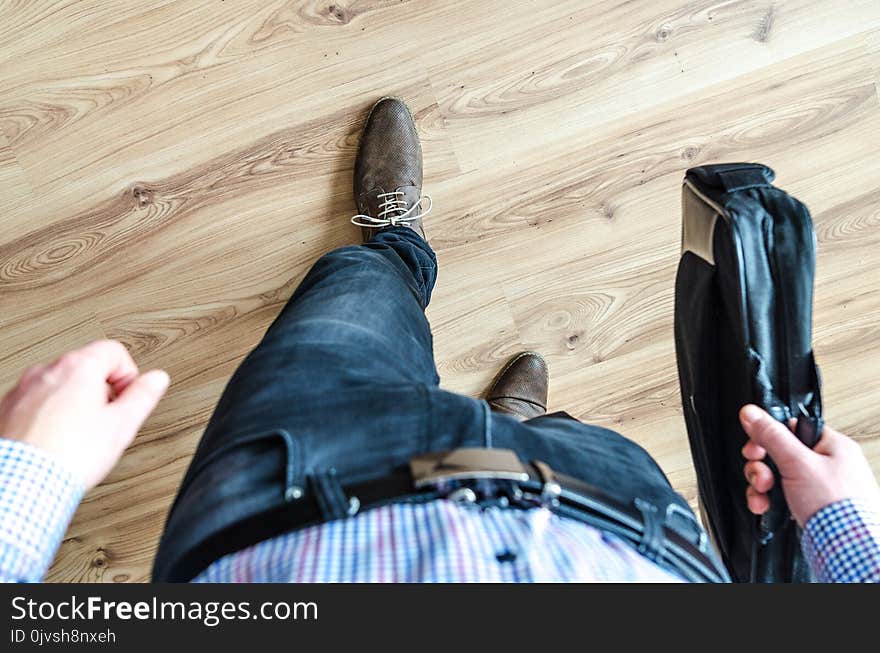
[673,163,823,582]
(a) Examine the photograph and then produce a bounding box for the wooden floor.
[1,1,878,582]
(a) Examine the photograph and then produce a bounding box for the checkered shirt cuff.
[802,498,880,583]
[0,439,84,582]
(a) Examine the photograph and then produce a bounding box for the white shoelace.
[351,191,432,228]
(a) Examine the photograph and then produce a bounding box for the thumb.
[739,404,813,472]
[111,369,169,441]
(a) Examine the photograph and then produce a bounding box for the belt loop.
[664,504,729,582]
[665,502,708,553]
[310,469,356,521]
[532,460,561,509]
[275,429,304,502]
[481,401,493,448]
[634,498,666,563]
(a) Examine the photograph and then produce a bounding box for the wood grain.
[0,1,877,582]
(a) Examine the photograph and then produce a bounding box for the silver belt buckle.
[410,448,530,489]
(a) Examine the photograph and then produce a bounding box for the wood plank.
[431,0,880,169]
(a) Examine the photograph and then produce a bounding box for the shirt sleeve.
[0,438,84,582]
[801,498,880,583]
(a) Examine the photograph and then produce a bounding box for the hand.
[739,404,880,526]
[0,340,169,490]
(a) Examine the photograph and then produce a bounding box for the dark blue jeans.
[153,227,721,582]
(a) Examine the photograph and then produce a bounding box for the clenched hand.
[740,404,880,525]
[0,340,169,490]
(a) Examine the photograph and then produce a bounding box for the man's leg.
[153,229,439,581]
[206,226,438,434]
[153,98,442,580]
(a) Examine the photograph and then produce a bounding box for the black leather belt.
[169,448,728,582]
[404,448,725,582]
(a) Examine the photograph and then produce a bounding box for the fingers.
[741,440,766,461]
[744,460,775,493]
[739,404,812,471]
[64,340,139,391]
[746,486,771,515]
[743,458,775,515]
[109,370,170,444]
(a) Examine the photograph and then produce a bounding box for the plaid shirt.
[2,438,878,583]
[0,440,83,582]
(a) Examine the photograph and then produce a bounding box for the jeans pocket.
[185,428,305,503]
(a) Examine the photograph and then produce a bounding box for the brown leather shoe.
[352,97,430,242]
[486,352,549,420]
